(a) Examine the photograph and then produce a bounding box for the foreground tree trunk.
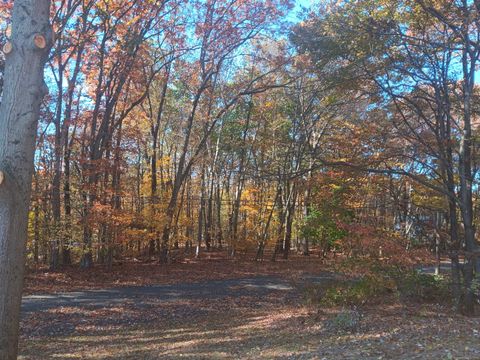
[0,1,52,358]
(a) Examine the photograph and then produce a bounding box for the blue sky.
[289,0,318,21]
[296,0,318,7]
[295,0,319,12]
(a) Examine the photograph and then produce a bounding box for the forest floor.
[19,251,480,359]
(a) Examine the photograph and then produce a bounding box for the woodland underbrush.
[302,259,451,309]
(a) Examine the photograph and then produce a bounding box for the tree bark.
[457,35,478,315]
[302,188,311,256]
[0,1,52,358]
[50,56,63,271]
[63,139,73,265]
[215,183,223,249]
[196,165,206,257]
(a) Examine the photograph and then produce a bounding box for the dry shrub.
[337,223,433,267]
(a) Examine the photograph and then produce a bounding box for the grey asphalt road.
[417,260,452,275]
[21,274,338,314]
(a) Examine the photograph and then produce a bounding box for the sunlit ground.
[19,299,480,360]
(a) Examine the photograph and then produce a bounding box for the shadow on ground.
[19,274,480,360]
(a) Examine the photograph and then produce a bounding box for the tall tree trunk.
[283,196,296,260]
[98,143,111,265]
[149,69,169,257]
[205,171,214,251]
[33,175,40,265]
[63,143,73,265]
[279,182,297,261]
[62,24,84,266]
[0,1,52,357]
[185,177,193,253]
[448,192,462,311]
[229,100,251,256]
[216,183,223,249]
[272,186,284,262]
[230,180,244,257]
[106,121,123,270]
[149,134,158,257]
[302,188,311,256]
[159,180,182,263]
[51,60,63,271]
[196,165,206,257]
[256,185,281,261]
[457,43,478,315]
